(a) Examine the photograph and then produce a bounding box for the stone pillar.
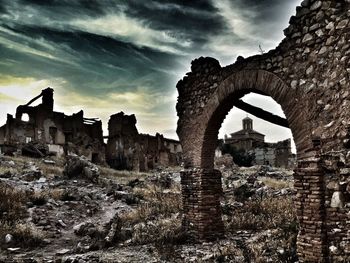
[294,159,328,262]
[181,169,224,241]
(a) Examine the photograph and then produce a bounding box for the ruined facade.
[224,117,293,168]
[0,88,105,163]
[253,139,293,168]
[0,92,182,170]
[224,117,265,151]
[106,112,182,172]
[176,1,350,262]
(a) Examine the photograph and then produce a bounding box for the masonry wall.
[176,1,350,261]
[0,88,105,163]
[106,112,182,172]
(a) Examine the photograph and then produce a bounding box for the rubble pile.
[0,154,298,262]
[63,155,100,183]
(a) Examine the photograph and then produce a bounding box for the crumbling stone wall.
[253,139,293,168]
[106,112,182,172]
[176,1,350,262]
[106,112,144,171]
[0,88,105,163]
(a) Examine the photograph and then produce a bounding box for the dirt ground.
[0,155,298,263]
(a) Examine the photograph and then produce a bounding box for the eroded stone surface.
[176,1,350,262]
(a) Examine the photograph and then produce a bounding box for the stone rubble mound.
[63,155,100,183]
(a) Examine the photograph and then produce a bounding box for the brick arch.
[176,1,350,260]
[177,69,329,261]
[200,69,312,170]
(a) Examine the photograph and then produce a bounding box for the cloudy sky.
[0,0,300,151]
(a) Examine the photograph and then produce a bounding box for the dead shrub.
[122,186,181,226]
[225,196,296,231]
[260,177,292,189]
[29,191,48,206]
[0,182,28,221]
[0,221,44,248]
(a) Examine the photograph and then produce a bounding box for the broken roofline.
[15,87,100,123]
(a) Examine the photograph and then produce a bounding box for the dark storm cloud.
[0,0,300,136]
[0,23,183,96]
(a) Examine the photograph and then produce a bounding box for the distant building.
[106,112,182,172]
[224,117,294,168]
[0,88,105,163]
[0,88,183,171]
[224,117,265,151]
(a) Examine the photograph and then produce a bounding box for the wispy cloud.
[71,14,192,54]
[0,0,300,141]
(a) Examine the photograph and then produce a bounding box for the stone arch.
[177,69,329,262]
[176,1,350,261]
[200,70,311,169]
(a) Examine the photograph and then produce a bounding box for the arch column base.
[294,160,329,263]
[181,169,224,241]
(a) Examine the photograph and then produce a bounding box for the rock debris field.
[0,154,299,262]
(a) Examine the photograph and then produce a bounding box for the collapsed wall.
[0,89,182,170]
[0,88,105,163]
[106,112,144,171]
[253,139,293,168]
[106,112,182,172]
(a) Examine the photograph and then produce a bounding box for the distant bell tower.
[243,116,253,130]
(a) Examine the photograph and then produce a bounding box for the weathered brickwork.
[176,1,350,262]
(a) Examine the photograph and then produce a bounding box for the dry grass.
[122,185,182,226]
[260,177,292,189]
[99,166,150,184]
[47,188,65,200]
[224,195,298,262]
[37,163,63,177]
[118,182,184,253]
[0,181,44,248]
[225,196,296,231]
[0,166,20,177]
[0,182,28,222]
[2,155,64,177]
[131,215,183,244]
[0,221,44,248]
[29,190,48,206]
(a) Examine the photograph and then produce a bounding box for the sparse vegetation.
[122,185,181,226]
[0,181,28,222]
[99,166,150,184]
[223,195,298,262]
[0,222,44,248]
[0,181,44,248]
[0,155,299,262]
[29,190,48,206]
[119,182,185,260]
[260,177,292,189]
[224,196,296,231]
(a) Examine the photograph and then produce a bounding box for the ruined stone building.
[223,117,293,167]
[176,1,350,261]
[0,88,105,163]
[253,139,294,168]
[106,112,182,172]
[224,117,265,151]
[0,88,182,171]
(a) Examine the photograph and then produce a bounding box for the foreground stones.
[0,154,304,262]
[63,155,100,183]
